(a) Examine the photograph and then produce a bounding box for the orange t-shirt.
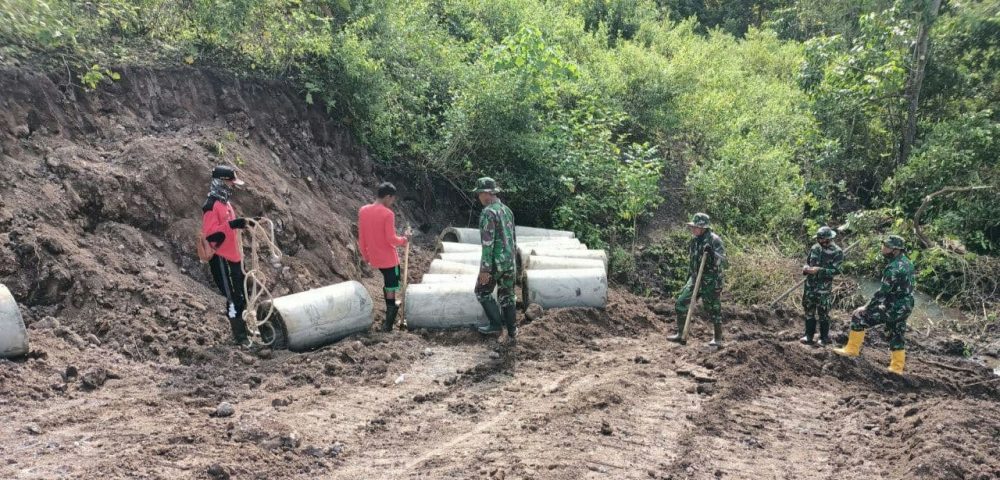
[358,203,407,269]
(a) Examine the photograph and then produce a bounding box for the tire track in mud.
[330,334,704,479]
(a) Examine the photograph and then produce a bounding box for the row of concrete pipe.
[407,226,608,331]
[0,226,609,357]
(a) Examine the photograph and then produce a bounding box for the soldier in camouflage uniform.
[472,177,518,341]
[800,226,844,346]
[835,235,914,374]
[669,213,727,347]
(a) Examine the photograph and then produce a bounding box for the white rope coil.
[239,218,283,346]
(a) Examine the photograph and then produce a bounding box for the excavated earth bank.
[1,68,998,480]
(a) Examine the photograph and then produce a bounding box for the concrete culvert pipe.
[405,283,490,329]
[529,248,608,267]
[440,242,481,253]
[517,242,587,265]
[440,227,479,244]
[428,259,481,275]
[438,252,482,266]
[265,281,374,352]
[518,241,585,251]
[515,226,575,239]
[525,255,605,271]
[421,274,478,285]
[0,284,28,358]
[524,268,607,309]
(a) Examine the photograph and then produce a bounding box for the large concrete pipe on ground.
[515,226,575,239]
[440,227,480,244]
[421,274,478,285]
[442,226,575,244]
[266,281,374,351]
[428,259,481,275]
[517,242,588,266]
[530,248,608,267]
[518,239,584,249]
[440,242,481,253]
[524,268,607,309]
[525,255,605,271]
[405,283,489,329]
[438,252,482,266]
[517,236,582,245]
[0,284,28,358]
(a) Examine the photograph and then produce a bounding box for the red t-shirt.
[358,202,407,269]
[201,199,242,262]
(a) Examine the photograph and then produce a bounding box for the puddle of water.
[855,277,968,329]
[854,278,1000,377]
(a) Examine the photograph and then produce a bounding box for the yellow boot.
[887,350,905,374]
[834,330,865,357]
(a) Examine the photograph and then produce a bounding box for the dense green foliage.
[1,0,997,308]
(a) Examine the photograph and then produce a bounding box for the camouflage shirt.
[688,230,726,279]
[479,199,516,273]
[866,253,915,312]
[804,242,844,294]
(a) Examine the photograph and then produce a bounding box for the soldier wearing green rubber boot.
[801,226,844,346]
[471,177,518,344]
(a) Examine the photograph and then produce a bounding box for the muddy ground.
[1,68,998,480]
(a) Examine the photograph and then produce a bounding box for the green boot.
[800,318,816,345]
[667,313,686,344]
[477,298,503,334]
[502,305,517,343]
[818,319,832,346]
[707,322,724,348]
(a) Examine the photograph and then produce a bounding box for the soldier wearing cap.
[669,213,727,347]
[800,226,844,346]
[201,165,252,346]
[835,235,914,374]
[471,177,518,342]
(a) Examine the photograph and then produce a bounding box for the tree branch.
[913,185,994,248]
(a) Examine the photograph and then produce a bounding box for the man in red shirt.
[358,182,411,332]
[201,166,251,345]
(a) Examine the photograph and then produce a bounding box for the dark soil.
[1,67,998,480]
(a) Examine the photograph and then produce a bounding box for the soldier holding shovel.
[668,213,727,347]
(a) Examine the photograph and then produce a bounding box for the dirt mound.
[2,67,999,480]
[518,289,659,360]
[0,66,459,361]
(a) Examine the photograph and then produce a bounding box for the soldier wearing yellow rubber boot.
[835,235,914,374]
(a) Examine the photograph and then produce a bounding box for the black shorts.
[379,265,401,292]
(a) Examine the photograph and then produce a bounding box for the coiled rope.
[239,218,283,346]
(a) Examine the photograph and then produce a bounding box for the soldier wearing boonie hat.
[669,212,727,347]
[471,177,518,343]
[835,235,914,374]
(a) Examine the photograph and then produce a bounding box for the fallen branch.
[962,375,1000,388]
[916,357,982,376]
[913,185,993,248]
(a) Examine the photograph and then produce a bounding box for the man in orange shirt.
[201,166,251,345]
[358,182,411,332]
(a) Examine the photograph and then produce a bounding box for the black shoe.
[228,315,250,344]
[818,336,833,346]
[383,304,398,332]
[800,336,815,345]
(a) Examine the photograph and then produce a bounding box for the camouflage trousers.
[475,269,516,308]
[850,298,913,351]
[802,289,832,323]
[675,275,723,325]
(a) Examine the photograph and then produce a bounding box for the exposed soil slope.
[1,68,997,480]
